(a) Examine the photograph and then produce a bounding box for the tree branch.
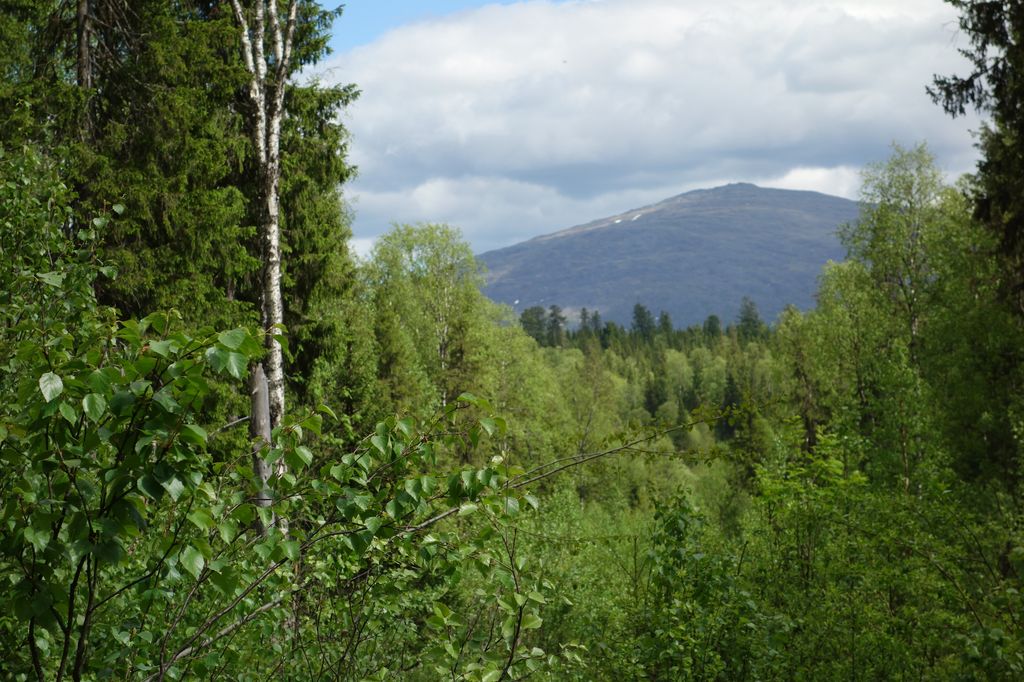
[151,556,288,679]
[228,0,256,78]
[267,0,284,67]
[146,592,289,678]
[280,0,299,83]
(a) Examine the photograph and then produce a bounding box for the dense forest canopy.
[0,1,1022,680]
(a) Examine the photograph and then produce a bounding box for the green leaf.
[23,527,49,553]
[180,545,205,579]
[218,521,239,544]
[404,479,421,502]
[161,476,185,502]
[218,328,248,350]
[255,507,274,532]
[521,613,542,630]
[225,352,247,380]
[280,540,300,561]
[205,346,229,373]
[36,271,64,287]
[301,413,323,436]
[87,370,112,394]
[179,424,208,447]
[364,516,383,535]
[152,387,180,414]
[82,393,106,422]
[109,390,135,415]
[295,445,313,467]
[138,475,164,501]
[347,531,370,557]
[95,540,123,566]
[58,401,77,424]
[253,537,275,561]
[187,510,215,532]
[141,312,169,335]
[482,670,502,682]
[39,372,63,402]
[133,356,157,378]
[501,615,517,640]
[370,434,387,454]
[272,333,291,361]
[112,203,125,215]
[479,417,498,436]
[148,339,175,357]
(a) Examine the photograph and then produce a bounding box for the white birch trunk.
[249,364,274,533]
[229,1,299,524]
[229,0,297,432]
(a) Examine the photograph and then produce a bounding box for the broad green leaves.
[36,271,65,287]
[6,297,558,681]
[3,266,271,678]
[38,372,63,402]
[521,613,543,630]
[179,424,208,446]
[2,149,571,679]
[217,328,249,351]
[180,545,205,579]
[82,393,106,421]
[205,346,249,379]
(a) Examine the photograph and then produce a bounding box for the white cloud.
[348,236,377,260]
[763,166,863,199]
[353,174,689,247]
[319,0,980,253]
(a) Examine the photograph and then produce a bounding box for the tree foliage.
[0,149,582,678]
[4,3,1024,678]
[931,0,1024,313]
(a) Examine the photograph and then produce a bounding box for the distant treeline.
[518,296,768,349]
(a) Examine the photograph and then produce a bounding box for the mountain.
[477,183,861,326]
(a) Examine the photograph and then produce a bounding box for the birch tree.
[367,224,486,411]
[228,0,297,438]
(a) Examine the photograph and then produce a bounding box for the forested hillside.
[1,1,1022,681]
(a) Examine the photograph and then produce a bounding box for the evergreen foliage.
[931,0,1024,314]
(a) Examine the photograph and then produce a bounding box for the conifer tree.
[931,0,1024,314]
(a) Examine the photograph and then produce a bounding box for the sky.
[316,0,982,257]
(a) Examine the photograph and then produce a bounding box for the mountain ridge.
[477,183,861,326]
